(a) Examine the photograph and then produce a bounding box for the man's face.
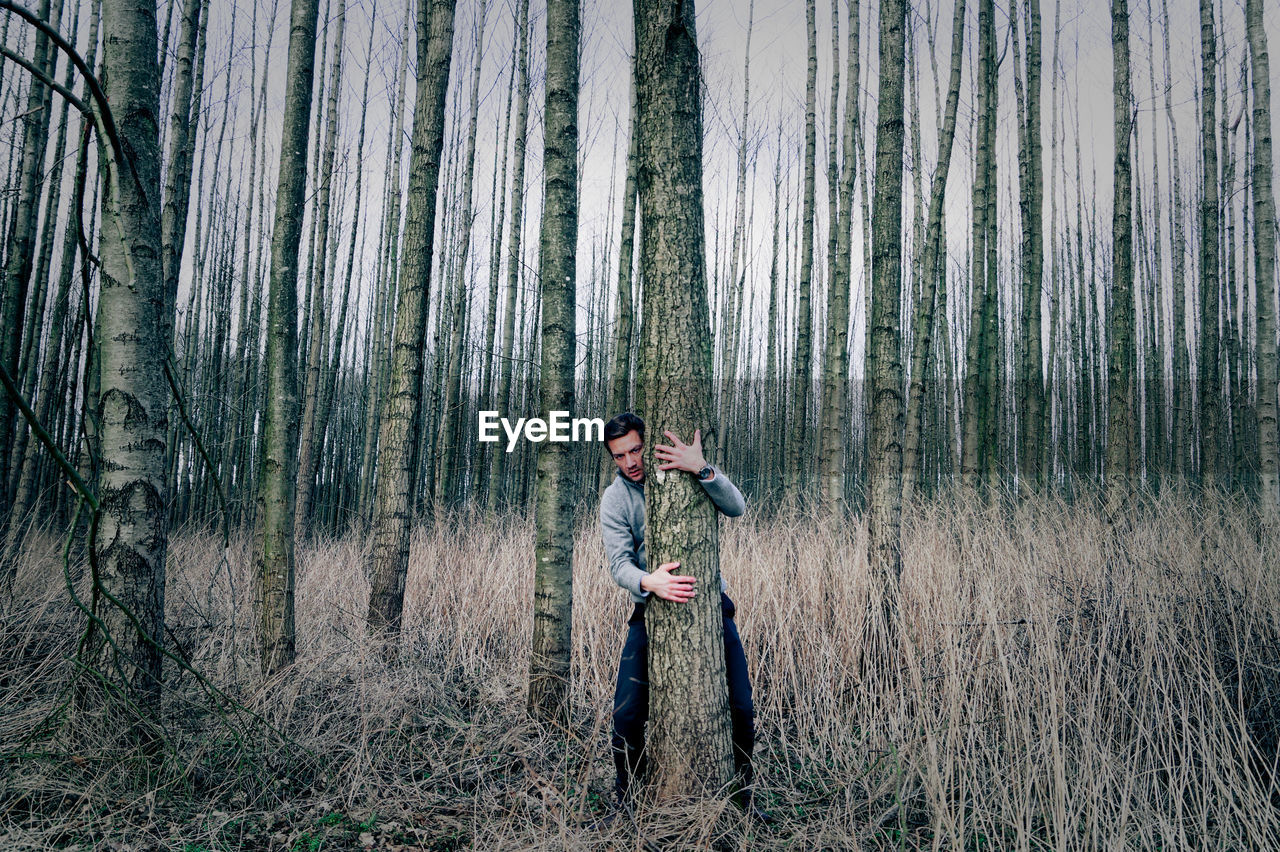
[606,430,645,483]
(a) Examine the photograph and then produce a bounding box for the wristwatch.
[697,465,714,481]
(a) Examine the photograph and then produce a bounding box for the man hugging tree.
[599,412,766,820]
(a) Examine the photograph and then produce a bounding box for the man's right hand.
[640,561,696,602]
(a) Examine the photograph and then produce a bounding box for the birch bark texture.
[366,0,456,638]
[633,0,734,798]
[528,0,578,723]
[84,0,169,725]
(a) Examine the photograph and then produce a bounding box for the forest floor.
[2,491,1280,850]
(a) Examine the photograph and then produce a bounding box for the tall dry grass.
[2,492,1279,850]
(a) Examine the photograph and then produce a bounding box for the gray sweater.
[599,466,747,603]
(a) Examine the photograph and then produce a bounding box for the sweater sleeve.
[699,466,746,517]
[600,487,649,598]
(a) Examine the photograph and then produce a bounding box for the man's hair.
[603,412,645,444]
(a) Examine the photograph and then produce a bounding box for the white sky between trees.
[16,0,1278,401]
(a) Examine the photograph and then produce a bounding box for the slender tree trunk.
[819,0,859,505]
[359,0,411,522]
[1198,0,1221,488]
[366,0,457,638]
[435,0,488,507]
[528,0,578,723]
[252,0,320,675]
[1020,0,1044,490]
[1106,0,1134,499]
[159,0,205,346]
[903,0,964,499]
[608,69,639,421]
[476,33,517,503]
[0,0,54,517]
[3,2,94,572]
[962,0,995,491]
[867,0,907,647]
[1244,0,1276,509]
[788,0,818,495]
[295,1,347,539]
[488,0,531,511]
[634,0,733,798]
[720,0,754,433]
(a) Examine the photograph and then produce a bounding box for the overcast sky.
[111,0,1280,381]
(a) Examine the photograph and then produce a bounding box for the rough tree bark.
[366,0,456,639]
[527,0,578,723]
[962,0,995,491]
[634,0,734,798]
[867,0,907,644]
[1106,0,1134,499]
[1198,0,1220,489]
[1246,0,1276,510]
[253,0,320,675]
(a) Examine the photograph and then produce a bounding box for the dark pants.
[611,592,755,797]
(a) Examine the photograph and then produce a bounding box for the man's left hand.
[655,429,708,475]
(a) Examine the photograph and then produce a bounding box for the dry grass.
[2,491,1279,850]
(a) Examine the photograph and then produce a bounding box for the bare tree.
[78,0,169,735]
[527,0,578,723]
[634,0,734,798]
[253,0,321,674]
[903,0,965,498]
[366,0,457,639]
[788,0,818,495]
[867,0,907,639]
[1246,0,1277,510]
[1198,0,1221,489]
[1106,0,1134,499]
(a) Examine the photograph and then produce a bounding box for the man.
[599,411,761,815]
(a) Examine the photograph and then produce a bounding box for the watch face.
[698,466,713,480]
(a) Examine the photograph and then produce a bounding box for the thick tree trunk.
[366,0,456,638]
[79,0,168,736]
[253,0,320,675]
[634,0,734,798]
[527,0,578,723]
